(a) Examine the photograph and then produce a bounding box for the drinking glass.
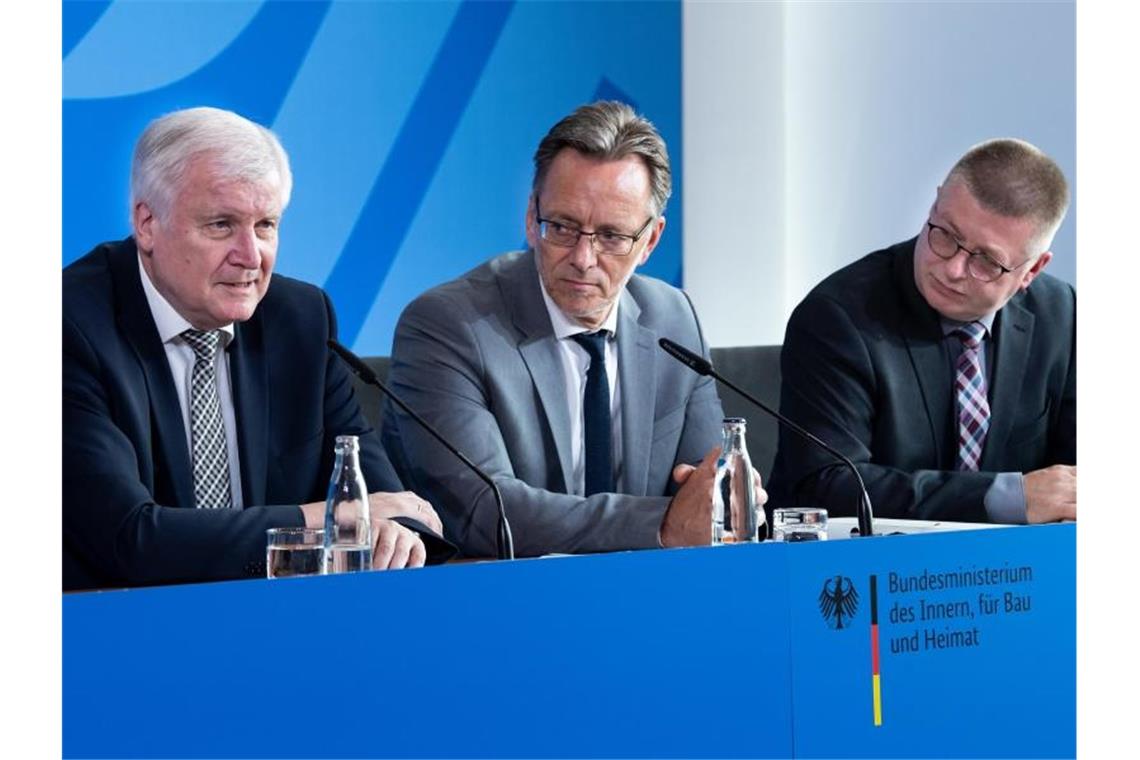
[772,508,828,542]
[266,527,326,578]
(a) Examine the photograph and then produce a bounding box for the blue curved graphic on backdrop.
[64,1,264,99]
[270,1,460,290]
[62,0,112,58]
[322,0,515,346]
[63,0,332,262]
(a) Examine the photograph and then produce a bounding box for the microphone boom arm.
[659,338,874,537]
[327,340,515,559]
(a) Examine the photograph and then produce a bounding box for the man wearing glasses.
[768,138,1075,525]
[384,101,761,557]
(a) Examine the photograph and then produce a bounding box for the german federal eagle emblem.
[819,575,859,630]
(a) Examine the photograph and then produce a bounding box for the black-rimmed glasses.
[924,221,1031,283]
[535,198,654,257]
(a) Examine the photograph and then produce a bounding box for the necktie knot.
[182,329,222,363]
[953,321,987,350]
[571,330,609,362]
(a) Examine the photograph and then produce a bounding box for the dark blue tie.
[571,331,613,496]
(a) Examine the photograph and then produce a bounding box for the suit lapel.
[229,317,269,508]
[503,254,574,490]
[979,298,1034,471]
[110,240,195,509]
[895,241,954,466]
[616,291,655,496]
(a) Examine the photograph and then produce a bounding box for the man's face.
[526,148,665,330]
[913,178,1052,322]
[134,154,282,330]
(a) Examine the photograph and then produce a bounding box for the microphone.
[658,337,875,537]
[327,340,515,560]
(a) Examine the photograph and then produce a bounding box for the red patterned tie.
[954,322,990,471]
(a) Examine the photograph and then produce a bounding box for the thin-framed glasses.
[925,221,1031,283]
[535,198,654,257]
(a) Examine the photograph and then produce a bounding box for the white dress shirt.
[538,276,623,496]
[138,255,244,508]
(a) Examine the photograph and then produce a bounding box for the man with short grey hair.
[769,138,1076,524]
[63,107,449,590]
[384,101,766,557]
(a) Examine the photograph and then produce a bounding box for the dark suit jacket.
[63,238,416,590]
[768,238,1076,522]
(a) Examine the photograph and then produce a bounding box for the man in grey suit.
[384,101,765,557]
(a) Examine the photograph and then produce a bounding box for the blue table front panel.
[64,545,794,758]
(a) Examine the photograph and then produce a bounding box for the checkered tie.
[182,329,233,509]
[953,321,990,472]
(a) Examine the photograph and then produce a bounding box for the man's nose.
[944,246,971,279]
[229,227,261,268]
[567,233,598,270]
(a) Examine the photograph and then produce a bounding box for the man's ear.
[133,202,156,253]
[637,216,667,266]
[1019,250,1053,291]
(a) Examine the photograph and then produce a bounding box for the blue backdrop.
[63,0,683,355]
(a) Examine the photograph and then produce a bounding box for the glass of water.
[772,508,828,542]
[266,527,326,578]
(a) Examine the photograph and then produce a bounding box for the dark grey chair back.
[351,356,391,433]
[709,345,783,478]
[353,345,783,479]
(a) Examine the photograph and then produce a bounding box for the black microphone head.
[658,337,713,376]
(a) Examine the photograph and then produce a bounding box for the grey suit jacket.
[383,250,725,557]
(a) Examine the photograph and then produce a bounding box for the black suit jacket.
[63,238,446,590]
[768,238,1076,522]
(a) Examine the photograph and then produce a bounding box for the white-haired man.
[63,107,448,590]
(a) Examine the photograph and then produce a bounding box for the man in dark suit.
[384,101,766,557]
[63,107,445,590]
[769,138,1075,524]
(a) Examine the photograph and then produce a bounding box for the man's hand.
[666,452,770,545]
[659,447,720,547]
[298,490,440,570]
[750,468,769,510]
[367,491,443,535]
[1024,465,1077,523]
[372,518,427,569]
[750,467,770,537]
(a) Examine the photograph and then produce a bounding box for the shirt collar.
[537,269,619,340]
[137,253,235,347]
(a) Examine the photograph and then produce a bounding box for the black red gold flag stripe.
[870,573,882,726]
